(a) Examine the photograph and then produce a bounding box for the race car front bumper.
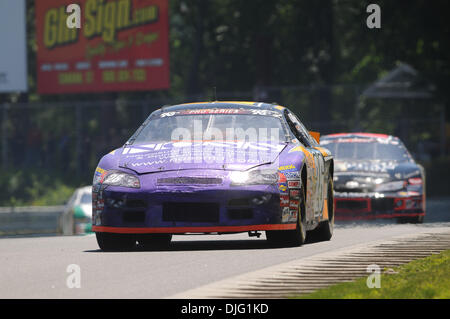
[334,192,425,221]
[91,184,298,234]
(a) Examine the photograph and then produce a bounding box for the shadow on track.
[83,234,332,253]
[84,238,284,253]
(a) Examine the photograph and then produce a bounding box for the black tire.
[95,232,136,251]
[137,234,172,250]
[411,215,424,224]
[309,176,334,242]
[266,184,307,247]
[397,215,424,224]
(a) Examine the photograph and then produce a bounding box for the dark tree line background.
[0,0,449,205]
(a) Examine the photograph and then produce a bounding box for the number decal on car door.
[308,148,325,217]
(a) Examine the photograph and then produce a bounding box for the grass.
[293,250,450,299]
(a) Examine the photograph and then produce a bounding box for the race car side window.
[291,113,318,147]
[284,110,311,147]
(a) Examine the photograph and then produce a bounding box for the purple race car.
[92,101,335,250]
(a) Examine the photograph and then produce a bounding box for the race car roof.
[154,101,285,114]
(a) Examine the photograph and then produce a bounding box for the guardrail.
[0,205,74,236]
[0,198,448,237]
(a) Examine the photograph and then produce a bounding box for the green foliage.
[294,250,450,299]
[0,169,79,206]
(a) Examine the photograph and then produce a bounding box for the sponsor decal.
[161,109,243,117]
[99,171,108,183]
[338,161,397,173]
[335,138,375,144]
[281,207,290,223]
[278,164,296,171]
[95,166,105,175]
[160,109,282,118]
[289,200,299,210]
[278,172,287,183]
[124,141,284,156]
[288,180,300,188]
[284,171,300,179]
[120,141,284,167]
[278,183,288,193]
[280,195,289,207]
[290,189,300,199]
[289,210,298,221]
[94,166,106,183]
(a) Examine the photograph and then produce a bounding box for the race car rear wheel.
[138,234,172,250]
[266,184,307,247]
[95,232,136,251]
[309,176,334,242]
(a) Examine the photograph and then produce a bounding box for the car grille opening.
[162,202,220,223]
[336,200,368,211]
[122,210,146,223]
[126,199,147,208]
[228,198,251,207]
[157,177,223,185]
[371,198,394,212]
[227,208,253,220]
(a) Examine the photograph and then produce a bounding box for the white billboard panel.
[0,0,27,93]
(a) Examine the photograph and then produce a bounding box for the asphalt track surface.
[0,200,449,299]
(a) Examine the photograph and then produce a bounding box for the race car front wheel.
[95,232,136,251]
[138,234,172,250]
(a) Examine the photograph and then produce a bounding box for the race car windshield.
[130,113,288,144]
[324,141,410,162]
[80,193,92,205]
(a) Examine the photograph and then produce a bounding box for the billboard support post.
[75,104,82,175]
[1,103,8,170]
[440,104,446,157]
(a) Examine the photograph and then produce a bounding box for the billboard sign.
[0,0,27,93]
[36,0,169,94]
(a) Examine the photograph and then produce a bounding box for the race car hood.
[334,160,420,177]
[115,141,287,174]
[334,159,422,192]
